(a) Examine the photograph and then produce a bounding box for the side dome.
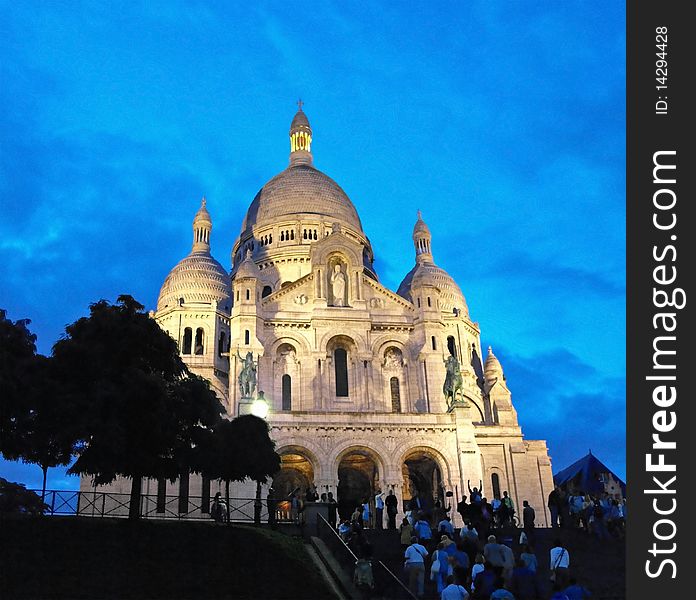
[157,252,231,311]
[241,164,363,233]
[397,263,469,315]
[156,198,231,312]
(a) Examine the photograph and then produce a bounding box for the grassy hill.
[0,517,337,600]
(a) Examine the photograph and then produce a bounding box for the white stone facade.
[83,109,553,525]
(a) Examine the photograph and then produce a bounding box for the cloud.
[491,345,626,480]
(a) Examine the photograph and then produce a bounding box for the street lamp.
[253,391,270,526]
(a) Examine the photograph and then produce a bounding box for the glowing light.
[251,397,269,419]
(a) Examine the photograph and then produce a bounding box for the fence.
[31,490,279,522]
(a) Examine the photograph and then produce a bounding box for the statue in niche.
[236,350,257,399]
[383,347,403,370]
[330,263,347,307]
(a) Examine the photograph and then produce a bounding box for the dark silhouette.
[52,296,225,519]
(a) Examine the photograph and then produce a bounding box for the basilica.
[87,107,554,524]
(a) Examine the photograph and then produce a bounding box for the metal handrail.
[376,560,418,600]
[316,515,417,600]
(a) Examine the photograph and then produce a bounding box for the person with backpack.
[353,544,375,600]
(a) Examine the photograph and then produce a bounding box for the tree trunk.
[129,475,142,520]
[41,466,48,503]
[226,480,230,524]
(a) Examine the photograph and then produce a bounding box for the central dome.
[241,163,363,233]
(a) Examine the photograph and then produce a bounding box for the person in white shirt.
[374,490,385,530]
[440,566,470,600]
[549,539,570,588]
[470,553,485,593]
[404,537,429,598]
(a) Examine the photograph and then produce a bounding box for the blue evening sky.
[0,1,625,490]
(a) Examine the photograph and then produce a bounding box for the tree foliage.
[204,415,281,485]
[0,309,38,458]
[53,295,225,518]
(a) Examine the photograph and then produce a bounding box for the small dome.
[484,346,504,380]
[157,252,231,311]
[290,109,311,131]
[194,198,211,223]
[413,210,431,236]
[233,250,261,279]
[241,164,363,233]
[397,262,469,315]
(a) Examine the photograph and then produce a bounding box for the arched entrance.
[337,449,380,520]
[272,450,315,502]
[402,450,444,517]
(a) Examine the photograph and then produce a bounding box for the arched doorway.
[272,451,315,502]
[337,450,380,520]
[402,450,444,518]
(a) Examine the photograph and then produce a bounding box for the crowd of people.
[253,480,623,599]
[337,481,622,600]
[546,486,625,540]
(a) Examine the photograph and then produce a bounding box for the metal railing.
[30,490,288,523]
[316,515,417,600]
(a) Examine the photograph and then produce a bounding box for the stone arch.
[400,446,450,514]
[273,444,320,503]
[332,443,388,520]
[269,333,312,357]
[320,331,368,354]
[371,335,408,359]
[398,444,453,486]
[313,243,363,271]
[330,441,389,482]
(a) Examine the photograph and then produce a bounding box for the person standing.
[374,490,385,530]
[522,500,536,544]
[549,539,570,589]
[362,498,371,529]
[327,491,338,529]
[266,487,277,530]
[548,487,563,528]
[414,514,433,546]
[386,489,398,529]
[404,536,428,598]
[400,517,415,551]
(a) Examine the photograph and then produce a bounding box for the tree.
[0,309,38,459]
[16,356,79,500]
[53,295,224,519]
[203,414,280,523]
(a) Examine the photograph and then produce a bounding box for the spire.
[412,210,433,264]
[192,197,212,253]
[289,101,313,166]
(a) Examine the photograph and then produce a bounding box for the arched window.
[417,298,421,308]
[246,289,250,301]
[280,231,285,241]
[262,285,272,298]
[244,330,250,345]
[334,348,349,397]
[282,374,292,410]
[431,336,437,351]
[194,328,204,355]
[390,377,401,413]
[492,402,499,424]
[182,328,192,355]
[427,296,432,307]
[491,473,501,500]
[447,336,457,358]
[218,331,226,357]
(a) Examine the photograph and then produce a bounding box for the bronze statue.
[237,350,257,398]
[443,354,463,410]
